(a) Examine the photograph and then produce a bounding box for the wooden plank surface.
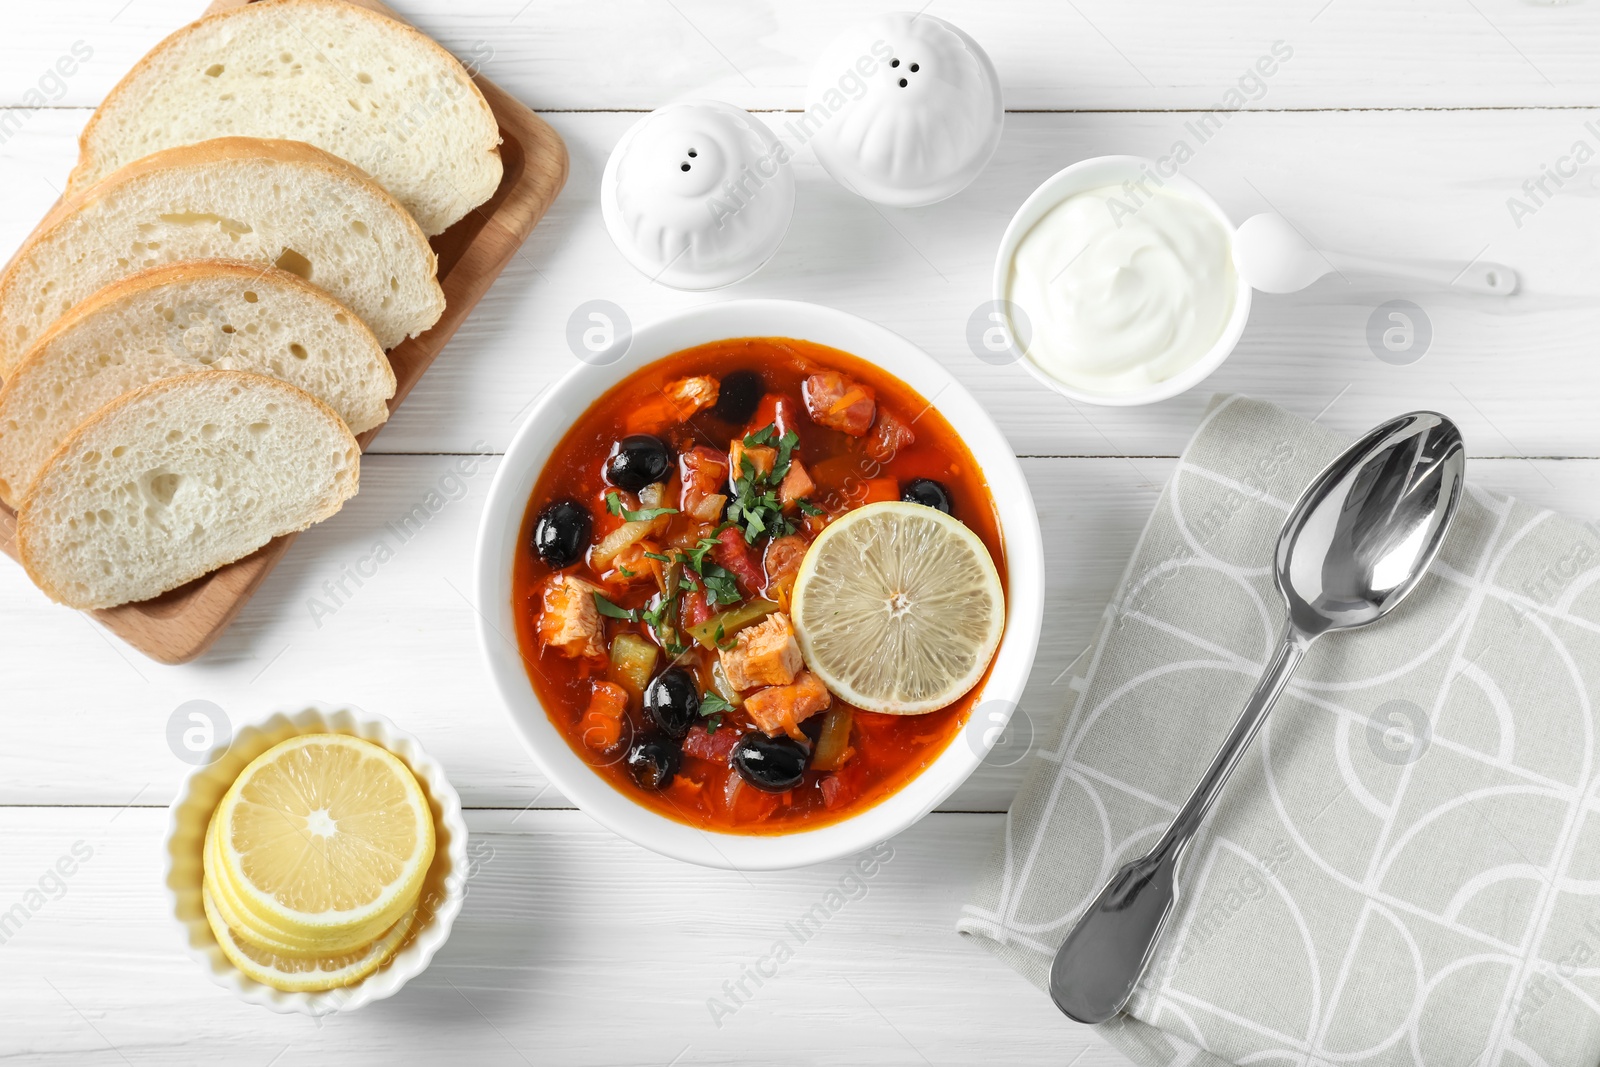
[0,807,1125,1066]
[4,1,1598,1064]
[4,455,1598,813]
[4,0,1599,111]
[10,107,1591,462]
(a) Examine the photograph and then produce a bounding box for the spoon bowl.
[1279,412,1466,637]
[1234,212,1518,297]
[1232,212,1326,294]
[1048,411,1466,1024]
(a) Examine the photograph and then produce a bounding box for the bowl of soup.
[476,300,1044,869]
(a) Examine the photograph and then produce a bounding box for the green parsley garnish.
[700,692,735,717]
[742,425,778,448]
[680,536,720,573]
[604,489,679,523]
[727,453,797,544]
[772,428,799,481]
[700,562,741,608]
[723,422,804,544]
[592,592,639,621]
[795,497,824,516]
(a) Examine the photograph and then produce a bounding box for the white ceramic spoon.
[1233,212,1518,296]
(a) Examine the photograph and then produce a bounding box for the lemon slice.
[203,810,399,956]
[202,884,416,993]
[792,500,1005,714]
[213,733,435,946]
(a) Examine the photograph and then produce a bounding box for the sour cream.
[1006,185,1236,395]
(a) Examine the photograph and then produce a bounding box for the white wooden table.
[4,2,1599,1063]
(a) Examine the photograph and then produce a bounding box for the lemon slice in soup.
[791,501,1004,714]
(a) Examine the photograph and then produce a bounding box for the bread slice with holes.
[17,371,360,609]
[0,137,444,375]
[0,261,393,508]
[68,0,502,236]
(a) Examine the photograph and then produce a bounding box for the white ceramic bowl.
[163,704,467,1016]
[476,300,1044,871]
[992,154,1253,407]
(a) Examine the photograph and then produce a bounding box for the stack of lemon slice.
[202,733,436,993]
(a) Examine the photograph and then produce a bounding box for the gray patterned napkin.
[959,395,1600,1067]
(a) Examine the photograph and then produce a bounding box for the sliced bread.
[0,137,445,374]
[68,0,503,236]
[18,371,360,610]
[0,260,394,507]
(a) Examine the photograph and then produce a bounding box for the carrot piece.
[578,680,628,751]
[858,478,899,505]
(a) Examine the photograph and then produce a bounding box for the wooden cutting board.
[0,0,568,663]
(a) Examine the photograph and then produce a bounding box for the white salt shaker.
[804,12,1003,207]
[601,100,796,290]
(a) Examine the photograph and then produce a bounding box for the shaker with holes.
[805,12,1003,206]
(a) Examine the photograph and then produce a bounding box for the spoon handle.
[1323,251,1519,296]
[1156,622,1309,855]
[1048,621,1310,1024]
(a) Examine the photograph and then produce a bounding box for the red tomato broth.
[511,337,1008,834]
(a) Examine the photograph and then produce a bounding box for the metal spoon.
[1048,411,1466,1024]
[1233,212,1518,296]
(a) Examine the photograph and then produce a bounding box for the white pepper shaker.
[601,100,796,290]
[804,12,1003,207]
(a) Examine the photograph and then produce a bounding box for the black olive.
[626,733,681,791]
[642,667,700,739]
[712,370,763,424]
[605,434,672,491]
[531,498,592,568]
[901,478,952,514]
[800,714,825,744]
[731,732,810,793]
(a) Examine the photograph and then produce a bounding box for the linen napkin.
[959,395,1600,1067]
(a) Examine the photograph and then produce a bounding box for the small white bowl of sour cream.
[991,155,1251,407]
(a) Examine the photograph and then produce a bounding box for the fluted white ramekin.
[163,703,467,1015]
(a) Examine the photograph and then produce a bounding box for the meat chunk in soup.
[729,436,776,481]
[679,447,730,522]
[720,612,803,690]
[778,459,814,505]
[745,670,833,741]
[664,375,719,419]
[537,574,607,660]
[762,535,807,589]
[802,371,876,436]
[866,408,916,462]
